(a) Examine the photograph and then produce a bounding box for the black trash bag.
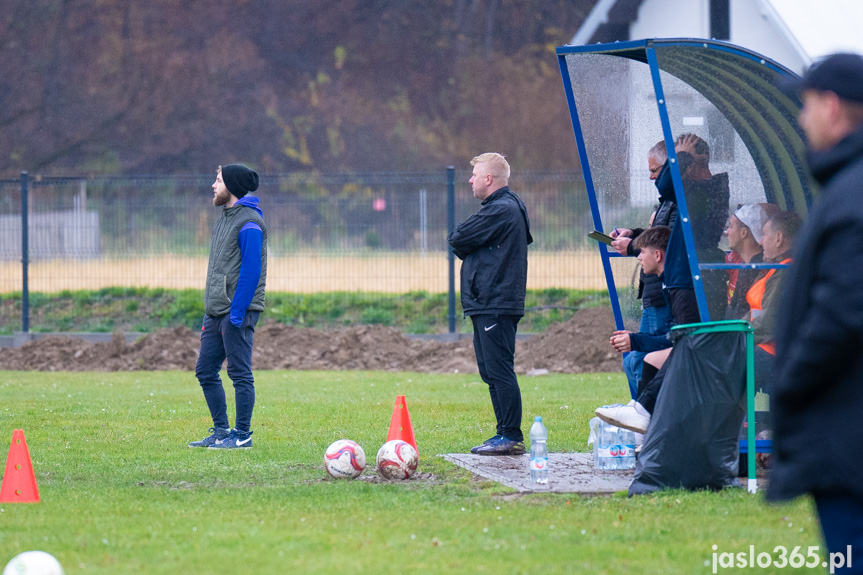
[629,324,747,496]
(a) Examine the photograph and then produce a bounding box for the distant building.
[571,0,863,74]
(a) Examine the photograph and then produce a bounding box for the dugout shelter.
[556,38,812,329]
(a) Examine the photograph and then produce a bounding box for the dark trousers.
[637,288,701,414]
[195,312,260,432]
[471,314,523,442]
[814,491,863,573]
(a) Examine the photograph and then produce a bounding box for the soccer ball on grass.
[376,440,418,480]
[324,439,366,479]
[3,551,64,575]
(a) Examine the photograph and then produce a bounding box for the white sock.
[634,402,650,417]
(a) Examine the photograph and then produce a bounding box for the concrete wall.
[629,0,807,73]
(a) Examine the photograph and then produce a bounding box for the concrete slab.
[442,452,633,494]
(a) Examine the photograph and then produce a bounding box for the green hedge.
[0,287,609,334]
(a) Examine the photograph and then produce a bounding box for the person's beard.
[213,187,231,206]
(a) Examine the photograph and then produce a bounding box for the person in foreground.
[448,153,533,456]
[189,164,267,450]
[767,53,863,572]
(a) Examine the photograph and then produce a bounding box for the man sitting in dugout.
[747,210,803,391]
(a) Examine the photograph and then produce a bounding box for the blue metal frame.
[700,262,791,270]
[557,53,626,330]
[646,46,712,320]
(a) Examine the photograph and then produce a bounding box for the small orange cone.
[386,395,417,452]
[0,429,40,503]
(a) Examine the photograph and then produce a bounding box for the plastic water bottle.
[589,416,636,470]
[529,416,549,486]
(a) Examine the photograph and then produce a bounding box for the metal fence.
[0,169,611,333]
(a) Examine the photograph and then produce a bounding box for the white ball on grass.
[3,551,64,575]
[376,440,418,480]
[324,439,366,479]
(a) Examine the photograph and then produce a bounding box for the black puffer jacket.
[767,126,863,502]
[629,185,678,306]
[448,186,533,316]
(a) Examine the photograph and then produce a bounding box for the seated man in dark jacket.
[609,226,674,369]
[610,140,675,398]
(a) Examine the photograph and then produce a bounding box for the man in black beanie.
[189,163,268,449]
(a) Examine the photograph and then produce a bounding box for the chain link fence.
[0,170,610,333]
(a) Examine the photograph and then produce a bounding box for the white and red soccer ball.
[376,439,418,480]
[324,439,366,479]
[3,551,64,575]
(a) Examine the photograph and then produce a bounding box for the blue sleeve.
[629,332,672,353]
[230,223,262,326]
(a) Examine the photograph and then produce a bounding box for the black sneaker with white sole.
[189,427,231,448]
[208,429,253,450]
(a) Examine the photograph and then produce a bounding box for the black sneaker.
[470,435,502,454]
[208,429,253,450]
[475,436,525,456]
[189,427,231,448]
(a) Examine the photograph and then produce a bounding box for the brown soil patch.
[0,306,621,374]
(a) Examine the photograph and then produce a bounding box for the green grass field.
[0,370,818,574]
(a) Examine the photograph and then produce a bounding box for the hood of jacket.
[233,195,263,218]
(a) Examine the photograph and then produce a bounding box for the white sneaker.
[595,404,651,434]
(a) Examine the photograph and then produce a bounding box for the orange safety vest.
[746,257,792,355]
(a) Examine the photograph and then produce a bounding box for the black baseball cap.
[784,53,863,103]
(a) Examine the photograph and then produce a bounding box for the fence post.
[20,171,29,333]
[447,166,456,334]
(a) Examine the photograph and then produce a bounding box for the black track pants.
[471,314,523,442]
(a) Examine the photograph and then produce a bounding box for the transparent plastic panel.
[652,65,769,262]
[564,53,667,327]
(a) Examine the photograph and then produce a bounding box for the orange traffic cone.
[0,429,40,503]
[386,395,417,452]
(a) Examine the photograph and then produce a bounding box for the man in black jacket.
[768,53,863,568]
[448,153,533,456]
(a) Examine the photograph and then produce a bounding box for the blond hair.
[470,153,510,181]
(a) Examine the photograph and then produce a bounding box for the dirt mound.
[0,306,622,374]
[517,306,621,373]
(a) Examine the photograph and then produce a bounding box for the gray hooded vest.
[203,204,267,316]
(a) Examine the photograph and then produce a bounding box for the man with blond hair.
[448,153,533,455]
